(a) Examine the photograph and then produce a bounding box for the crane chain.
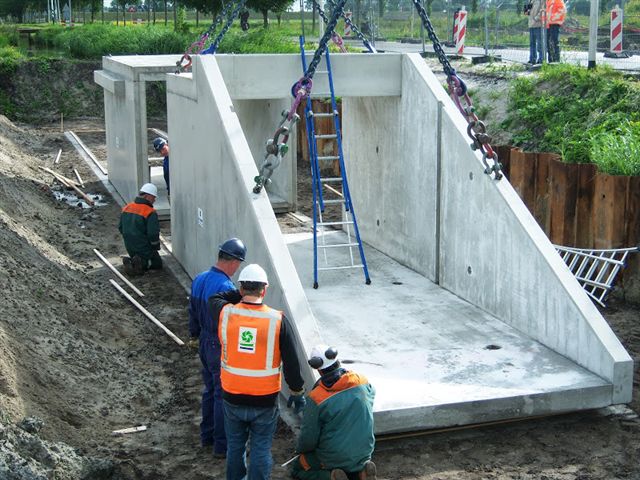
[207,0,248,55]
[325,0,376,53]
[303,0,348,83]
[409,0,502,179]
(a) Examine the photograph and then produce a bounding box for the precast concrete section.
[102,53,632,434]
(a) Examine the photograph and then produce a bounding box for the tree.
[246,0,293,27]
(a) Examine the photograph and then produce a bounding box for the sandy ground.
[0,112,638,480]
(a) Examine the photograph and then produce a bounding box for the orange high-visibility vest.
[218,303,283,396]
[546,0,566,25]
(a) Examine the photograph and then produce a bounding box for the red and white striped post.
[610,5,623,54]
[344,11,352,37]
[455,6,467,55]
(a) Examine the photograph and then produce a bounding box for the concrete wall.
[344,54,632,403]
[166,55,320,390]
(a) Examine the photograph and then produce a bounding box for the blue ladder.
[299,37,371,289]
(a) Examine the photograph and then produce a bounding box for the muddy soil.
[0,100,639,480]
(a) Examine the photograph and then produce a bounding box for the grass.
[502,63,640,175]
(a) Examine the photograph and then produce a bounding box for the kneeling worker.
[118,183,162,275]
[291,345,377,480]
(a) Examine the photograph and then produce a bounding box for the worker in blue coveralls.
[152,137,170,197]
[188,238,247,458]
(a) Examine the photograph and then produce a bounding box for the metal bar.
[318,264,364,271]
[318,243,360,248]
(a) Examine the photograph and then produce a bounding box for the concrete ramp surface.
[99,53,632,434]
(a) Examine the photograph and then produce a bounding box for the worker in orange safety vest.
[545,0,566,62]
[208,263,305,480]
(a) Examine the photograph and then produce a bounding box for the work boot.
[122,256,134,276]
[131,255,145,276]
[358,461,377,480]
[330,469,348,480]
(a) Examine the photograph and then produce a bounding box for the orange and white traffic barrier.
[344,11,352,37]
[610,5,623,54]
[455,6,467,55]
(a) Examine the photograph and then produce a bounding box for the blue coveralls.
[189,266,235,454]
[162,154,170,195]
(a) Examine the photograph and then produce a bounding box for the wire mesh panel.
[554,245,638,307]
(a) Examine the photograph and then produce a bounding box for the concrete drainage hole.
[485,344,502,350]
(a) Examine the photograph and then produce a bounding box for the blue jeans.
[223,400,279,480]
[528,27,543,63]
[547,24,560,62]
[199,341,226,454]
[162,156,170,195]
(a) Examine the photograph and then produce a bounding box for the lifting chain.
[205,0,248,55]
[312,2,346,52]
[253,0,347,194]
[175,1,236,73]
[325,0,376,53]
[410,0,502,180]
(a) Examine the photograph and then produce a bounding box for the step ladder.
[300,37,371,289]
[554,244,638,307]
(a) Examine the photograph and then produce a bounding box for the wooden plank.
[73,168,85,188]
[548,159,579,245]
[112,425,147,435]
[54,149,62,165]
[509,149,536,211]
[93,249,145,298]
[575,163,597,248]
[109,279,184,346]
[533,153,550,234]
[38,166,79,187]
[625,176,640,247]
[494,145,511,179]
[593,174,629,248]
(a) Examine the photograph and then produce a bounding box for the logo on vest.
[238,327,257,353]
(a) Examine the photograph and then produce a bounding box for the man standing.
[119,183,162,275]
[546,0,566,62]
[189,238,247,458]
[209,264,306,480]
[526,0,544,64]
[153,137,170,196]
[291,345,376,480]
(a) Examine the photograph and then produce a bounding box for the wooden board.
[575,163,597,248]
[548,159,578,245]
[494,145,511,179]
[593,174,629,249]
[508,149,536,211]
[533,153,552,234]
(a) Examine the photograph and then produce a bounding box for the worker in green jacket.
[291,345,377,480]
[118,183,162,275]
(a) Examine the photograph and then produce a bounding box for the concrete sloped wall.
[341,55,440,281]
[166,55,319,390]
[344,54,632,403]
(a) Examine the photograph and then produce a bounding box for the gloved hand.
[287,390,306,414]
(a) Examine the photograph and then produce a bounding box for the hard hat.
[238,264,268,285]
[219,238,247,262]
[139,183,158,197]
[153,137,167,152]
[308,344,339,370]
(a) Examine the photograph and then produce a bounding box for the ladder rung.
[317,199,343,204]
[318,243,360,249]
[318,265,364,271]
[315,70,329,74]
[318,156,340,161]
[318,221,353,226]
[320,177,342,183]
[312,112,337,118]
[314,134,337,139]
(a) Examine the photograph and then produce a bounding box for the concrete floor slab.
[286,231,612,432]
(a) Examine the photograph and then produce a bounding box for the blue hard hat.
[219,238,246,262]
[153,137,167,152]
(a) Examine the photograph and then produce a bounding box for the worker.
[188,238,247,458]
[208,264,306,480]
[545,0,566,63]
[152,137,170,196]
[118,183,162,275]
[291,345,376,480]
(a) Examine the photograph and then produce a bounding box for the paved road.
[344,38,640,71]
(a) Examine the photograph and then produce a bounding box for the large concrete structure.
[97,53,633,434]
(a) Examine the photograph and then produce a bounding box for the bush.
[590,120,640,176]
[215,28,299,53]
[503,63,640,174]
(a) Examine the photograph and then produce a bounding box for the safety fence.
[496,146,640,301]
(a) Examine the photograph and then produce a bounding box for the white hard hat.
[238,263,268,285]
[139,183,158,197]
[308,344,339,370]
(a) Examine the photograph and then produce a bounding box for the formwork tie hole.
[485,344,502,350]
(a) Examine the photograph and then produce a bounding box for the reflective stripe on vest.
[219,304,283,395]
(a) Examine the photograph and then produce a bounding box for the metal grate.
[554,245,638,307]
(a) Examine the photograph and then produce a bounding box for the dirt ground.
[0,82,639,479]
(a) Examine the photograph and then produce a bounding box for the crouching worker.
[291,345,377,480]
[118,183,162,275]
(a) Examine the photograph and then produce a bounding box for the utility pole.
[588,0,600,68]
[318,0,325,38]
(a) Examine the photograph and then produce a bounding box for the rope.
[410,0,503,179]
